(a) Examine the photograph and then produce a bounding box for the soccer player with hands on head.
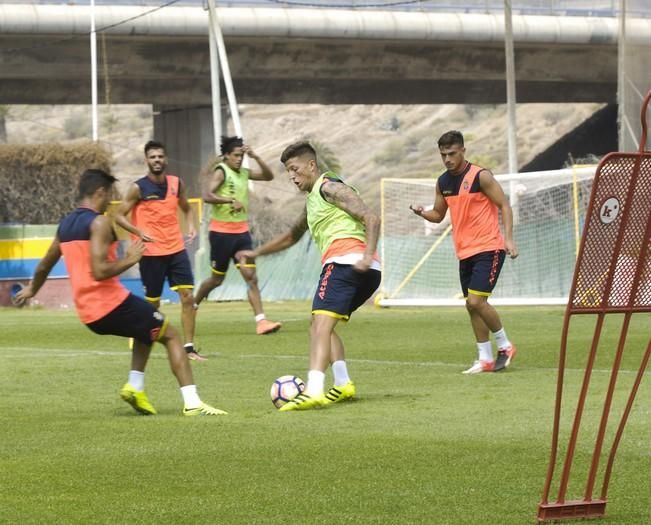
[239,141,381,411]
[15,169,226,416]
[193,136,282,336]
[410,130,518,374]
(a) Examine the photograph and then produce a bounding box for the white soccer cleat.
[462,359,495,374]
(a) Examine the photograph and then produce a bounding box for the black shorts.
[459,250,505,298]
[139,250,194,301]
[311,263,381,321]
[86,293,168,345]
[209,231,254,275]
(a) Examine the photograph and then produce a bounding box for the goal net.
[379,166,596,306]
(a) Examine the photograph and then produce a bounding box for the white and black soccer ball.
[270,375,305,409]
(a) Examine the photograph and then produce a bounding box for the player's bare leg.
[462,295,496,374]
[159,324,227,416]
[239,264,282,335]
[194,273,224,306]
[325,330,356,404]
[279,313,334,411]
[177,287,206,361]
[120,339,157,414]
[466,294,516,372]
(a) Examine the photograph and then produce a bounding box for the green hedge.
[0,142,112,224]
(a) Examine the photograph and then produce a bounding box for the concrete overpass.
[0,3,641,106]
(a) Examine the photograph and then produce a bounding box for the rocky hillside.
[3,102,604,234]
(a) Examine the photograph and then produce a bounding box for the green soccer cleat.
[324,381,356,405]
[278,393,327,412]
[120,383,157,415]
[183,402,228,416]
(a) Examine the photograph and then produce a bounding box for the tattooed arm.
[321,181,380,272]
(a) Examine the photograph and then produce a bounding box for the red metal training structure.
[537,90,651,522]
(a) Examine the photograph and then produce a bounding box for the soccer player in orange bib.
[410,130,519,374]
[114,141,206,361]
[15,169,226,416]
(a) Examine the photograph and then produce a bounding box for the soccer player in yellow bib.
[239,141,381,411]
[194,136,282,335]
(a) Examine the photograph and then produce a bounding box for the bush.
[0,142,112,224]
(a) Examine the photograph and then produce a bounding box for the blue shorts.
[311,263,381,321]
[139,250,194,301]
[209,231,254,275]
[459,250,505,298]
[86,293,168,345]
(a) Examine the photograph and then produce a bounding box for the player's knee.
[244,274,258,288]
[179,291,194,307]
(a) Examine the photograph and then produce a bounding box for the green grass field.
[2,302,650,524]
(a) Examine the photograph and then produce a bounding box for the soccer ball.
[270,375,305,409]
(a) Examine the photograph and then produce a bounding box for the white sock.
[127,370,145,391]
[180,384,201,409]
[184,342,194,351]
[492,328,511,350]
[477,341,494,362]
[332,360,351,387]
[305,370,326,397]
[255,313,266,322]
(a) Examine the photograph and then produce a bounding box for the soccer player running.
[193,136,282,335]
[14,169,226,416]
[410,130,518,374]
[239,141,381,411]
[114,141,206,361]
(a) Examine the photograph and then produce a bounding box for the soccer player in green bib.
[239,141,381,411]
[194,136,282,335]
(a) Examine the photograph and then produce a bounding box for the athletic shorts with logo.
[312,262,381,320]
[459,249,506,297]
[86,293,167,344]
[209,231,253,274]
[139,250,194,300]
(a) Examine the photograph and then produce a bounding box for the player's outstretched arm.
[113,183,154,242]
[239,210,309,262]
[321,181,380,272]
[243,145,274,181]
[14,237,63,305]
[479,170,519,259]
[410,182,447,223]
[90,215,145,280]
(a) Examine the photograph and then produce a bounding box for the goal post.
[378,166,597,306]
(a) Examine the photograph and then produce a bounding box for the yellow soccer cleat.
[278,393,327,412]
[120,383,157,415]
[183,402,228,416]
[324,381,356,405]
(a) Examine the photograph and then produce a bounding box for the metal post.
[207,0,242,138]
[90,0,99,141]
[504,0,519,221]
[208,5,221,154]
[617,0,626,151]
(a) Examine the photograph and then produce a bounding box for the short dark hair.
[437,130,464,148]
[78,169,117,199]
[221,136,243,156]
[144,140,165,154]
[280,141,317,164]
